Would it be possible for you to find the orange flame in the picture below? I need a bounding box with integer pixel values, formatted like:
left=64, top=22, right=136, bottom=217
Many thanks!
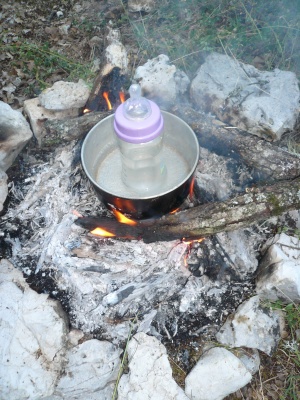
left=113, top=209, right=137, bottom=226
left=182, top=238, right=205, bottom=245
left=91, top=227, right=115, bottom=237
left=119, top=92, right=126, bottom=103
left=189, top=177, right=195, bottom=198
left=83, top=108, right=90, bottom=114
left=90, top=209, right=137, bottom=238
left=103, top=92, right=112, bottom=110
left=170, top=207, right=180, bottom=215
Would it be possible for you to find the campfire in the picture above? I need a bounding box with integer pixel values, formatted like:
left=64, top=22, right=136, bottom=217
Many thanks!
left=2, top=0, right=300, bottom=396
left=84, top=67, right=127, bottom=113
left=2, top=38, right=300, bottom=399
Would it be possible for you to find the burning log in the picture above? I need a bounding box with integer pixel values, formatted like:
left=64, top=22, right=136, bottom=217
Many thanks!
left=44, top=110, right=112, bottom=146
left=75, top=177, right=300, bottom=243
left=85, top=67, right=127, bottom=112
left=43, top=67, right=127, bottom=147
left=173, top=105, right=300, bottom=182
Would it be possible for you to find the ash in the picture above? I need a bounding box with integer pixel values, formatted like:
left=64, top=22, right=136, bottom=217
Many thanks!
left=1, top=140, right=264, bottom=347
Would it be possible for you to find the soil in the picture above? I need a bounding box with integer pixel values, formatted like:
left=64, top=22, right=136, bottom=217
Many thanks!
left=0, top=0, right=134, bottom=107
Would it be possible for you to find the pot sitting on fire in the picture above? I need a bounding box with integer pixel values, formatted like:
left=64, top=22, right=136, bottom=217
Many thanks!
left=81, top=85, right=199, bottom=219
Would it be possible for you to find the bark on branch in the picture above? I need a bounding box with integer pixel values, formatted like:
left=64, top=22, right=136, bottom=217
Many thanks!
left=75, top=177, right=300, bottom=243
left=173, top=105, right=300, bottom=182
left=44, top=111, right=112, bottom=146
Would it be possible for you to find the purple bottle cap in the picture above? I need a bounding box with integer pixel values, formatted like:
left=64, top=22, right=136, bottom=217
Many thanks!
left=114, top=84, right=163, bottom=144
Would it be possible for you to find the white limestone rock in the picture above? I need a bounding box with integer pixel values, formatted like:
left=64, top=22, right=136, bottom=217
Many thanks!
left=54, top=339, right=121, bottom=400
left=0, top=101, right=33, bottom=171
left=102, top=27, right=129, bottom=75
left=0, top=259, right=68, bottom=400
left=235, top=348, right=260, bottom=375
left=117, top=332, right=189, bottom=400
left=134, top=54, right=190, bottom=108
left=128, top=0, right=156, bottom=13
left=0, top=169, right=8, bottom=211
left=39, top=79, right=90, bottom=111
left=185, top=347, right=252, bottom=400
left=67, top=328, right=85, bottom=347
left=256, top=233, right=300, bottom=302
left=190, top=52, right=300, bottom=141
left=216, top=295, right=281, bottom=355
left=216, top=229, right=259, bottom=277
left=23, top=97, right=80, bottom=145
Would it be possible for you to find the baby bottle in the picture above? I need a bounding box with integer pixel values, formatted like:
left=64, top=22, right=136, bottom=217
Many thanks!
left=114, top=84, right=167, bottom=196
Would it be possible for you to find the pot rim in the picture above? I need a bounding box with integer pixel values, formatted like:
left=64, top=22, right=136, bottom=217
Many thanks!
left=81, top=111, right=199, bottom=200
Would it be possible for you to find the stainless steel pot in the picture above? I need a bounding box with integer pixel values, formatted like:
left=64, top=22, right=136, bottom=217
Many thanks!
left=81, top=111, right=199, bottom=219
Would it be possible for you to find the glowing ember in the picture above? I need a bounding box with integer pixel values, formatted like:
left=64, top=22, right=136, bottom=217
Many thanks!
left=72, top=210, right=83, bottom=218
left=103, top=92, right=112, bottom=110
left=183, top=238, right=205, bottom=267
left=119, top=91, right=126, bottom=103
left=113, top=209, right=137, bottom=226
left=90, top=227, right=115, bottom=237
left=170, top=207, right=180, bottom=214
left=182, top=238, right=204, bottom=245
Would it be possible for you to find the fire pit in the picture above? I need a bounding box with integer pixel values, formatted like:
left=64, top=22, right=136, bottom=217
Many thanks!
left=81, top=111, right=199, bottom=219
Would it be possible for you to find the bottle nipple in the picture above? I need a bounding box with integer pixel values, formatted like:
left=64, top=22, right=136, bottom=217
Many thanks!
left=123, top=84, right=152, bottom=120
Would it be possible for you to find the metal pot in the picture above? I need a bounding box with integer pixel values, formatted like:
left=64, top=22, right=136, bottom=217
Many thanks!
left=81, top=111, right=199, bottom=219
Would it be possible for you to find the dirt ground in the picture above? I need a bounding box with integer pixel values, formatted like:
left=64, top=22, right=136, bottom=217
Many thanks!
left=1, top=0, right=137, bottom=107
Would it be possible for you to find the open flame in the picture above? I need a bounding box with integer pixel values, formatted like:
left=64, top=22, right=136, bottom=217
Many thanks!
left=90, top=227, right=115, bottom=237
left=189, top=177, right=195, bottom=198
left=112, top=209, right=137, bottom=226
left=83, top=108, right=90, bottom=114
left=170, top=207, right=180, bottom=214
left=119, top=91, right=126, bottom=103
left=103, top=92, right=112, bottom=110
left=90, top=209, right=137, bottom=238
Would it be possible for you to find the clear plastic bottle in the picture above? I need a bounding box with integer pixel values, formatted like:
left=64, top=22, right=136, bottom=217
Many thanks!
left=114, top=84, right=167, bottom=196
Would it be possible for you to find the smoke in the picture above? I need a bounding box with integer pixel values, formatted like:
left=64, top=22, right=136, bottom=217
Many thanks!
left=124, top=0, right=300, bottom=77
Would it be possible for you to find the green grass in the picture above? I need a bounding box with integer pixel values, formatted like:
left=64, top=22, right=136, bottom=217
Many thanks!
left=0, top=40, right=96, bottom=95
left=270, top=301, right=300, bottom=399
left=119, top=0, right=300, bottom=78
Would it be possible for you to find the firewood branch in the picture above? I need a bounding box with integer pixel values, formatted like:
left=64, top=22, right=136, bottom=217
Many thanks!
left=75, top=177, right=300, bottom=243
left=44, top=111, right=112, bottom=146
left=173, top=105, right=300, bottom=181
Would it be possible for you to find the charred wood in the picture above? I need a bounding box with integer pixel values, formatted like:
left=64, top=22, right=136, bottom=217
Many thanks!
left=85, top=67, right=127, bottom=112
left=44, top=111, right=112, bottom=146
left=174, top=105, right=300, bottom=182
left=75, top=177, right=300, bottom=243
left=45, top=104, right=300, bottom=182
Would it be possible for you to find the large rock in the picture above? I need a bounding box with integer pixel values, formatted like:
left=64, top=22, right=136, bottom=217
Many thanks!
left=0, top=101, right=33, bottom=171
left=103, top=27, right=129, bottom=75
left=190, top=52, right=300, bottom=141
left=216, top=229, right=258, bottom=278
left=54, top=339, right=121, bottom=400
left=23, top=97, right=80, bottom=145
left=118, top=332, right=189, bottom=399
left=185, top=347, right=252, bottom=400
left=256, top=233, right=300, bottom=302
left=216, top=295, right=281, bottom=355
left=0, top=169, right=8, bottom=211
left=39, top=79, right=90, bottom=111
left=0, top=259, right=68, bottom=400
left=134, top=54, right=190, bottom=108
